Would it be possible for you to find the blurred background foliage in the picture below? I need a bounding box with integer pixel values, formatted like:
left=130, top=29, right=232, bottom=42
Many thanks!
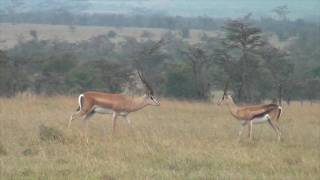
left=0, top=5, right=319, bottom=104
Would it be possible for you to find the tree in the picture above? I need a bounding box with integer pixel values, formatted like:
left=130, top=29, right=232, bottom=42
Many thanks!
left=129, top=39, right=167, bottom=94
left=78, top=34, right=115, bottom=59
left=67, top=60, right=133, bottom=94
left=272, top=5, right=290, bottom=21
left=0, top=50, right=13, bottom=96
left=29, top=30, right=38, bottom=41
left=221, top=20, right=264, bottom=102
left=304, top=79, right=320, bottom=105
left=35, top=53, right=77, bottom=95
left=180, top=27, right=190, bottom=39
left=107, top=30, right=117, bottom=38
left=260, top=44, right=293, bottom=105
left=181, top=44, right=216, bottom=100
left=164, top=64, right=197, bottom=99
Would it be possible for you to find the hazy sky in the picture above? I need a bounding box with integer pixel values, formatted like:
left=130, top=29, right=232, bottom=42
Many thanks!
left=2, top=0, right=319, bottom=20
left=88, top=0, right=319, bottom=20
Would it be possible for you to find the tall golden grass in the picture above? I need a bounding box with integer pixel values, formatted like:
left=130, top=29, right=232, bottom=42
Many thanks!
left=0, top=94, right=319, bottom=179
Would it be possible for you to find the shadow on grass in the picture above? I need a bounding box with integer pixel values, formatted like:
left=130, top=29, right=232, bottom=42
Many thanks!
left=0, top=142, right=7, bottom=155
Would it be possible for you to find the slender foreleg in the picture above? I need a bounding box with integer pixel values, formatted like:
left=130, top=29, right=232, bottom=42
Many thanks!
left=68, top=110, right=86, bottom=128
left=248, top=120, right=253, bottom=141
left=125, top=115, right=132, bottom=127
left=238, top=122, right=247, bottom=141
left=82, top=111, right=94, bottom=144
left=112, top=112, right=118, bottom=136
left=267, top=118, right=281, bottom=141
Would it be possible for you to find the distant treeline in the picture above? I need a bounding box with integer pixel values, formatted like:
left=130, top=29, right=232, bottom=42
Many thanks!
left=1, top=11, right=318, bottom=40
left=0, top=12, right=319, bottom=103
left=0, top=11, right=224, bottom=30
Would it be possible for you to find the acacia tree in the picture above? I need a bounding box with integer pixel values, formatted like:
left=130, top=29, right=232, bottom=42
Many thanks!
left=0, top=50, right=13, bottom=96
left=222, top=20, right=264, bottom=102
left=272, top=5, right=290, bottom=21
left=181, top=44, right=216, bottom=100
left=260, top=44, right=293, bottom=105
left=66, top=60, right=132, bottom=94
left=130, top=39, right=167, bottom=94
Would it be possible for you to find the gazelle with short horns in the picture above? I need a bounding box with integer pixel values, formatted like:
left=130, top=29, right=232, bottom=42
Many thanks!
left=218, top=82, right=282, bottom=141
left=68, top=71, right=160, bottom=142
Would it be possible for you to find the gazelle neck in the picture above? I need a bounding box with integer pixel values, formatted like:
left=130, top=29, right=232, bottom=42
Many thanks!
left=128, top=96, right=149, bottom=112
left=226, top=97, right=239, bottom=118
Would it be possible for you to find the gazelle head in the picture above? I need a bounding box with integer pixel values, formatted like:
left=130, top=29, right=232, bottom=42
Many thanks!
left=218, top=93, right=233, bottom=105
left=143, top=94, right=160, bottom=106
left=138, top=71, right=160, bottom=106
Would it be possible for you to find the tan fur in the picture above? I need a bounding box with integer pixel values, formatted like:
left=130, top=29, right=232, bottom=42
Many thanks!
left=222, top=95, right=281, bottom=121
left=69, top=91, right=160, bottom=143
left=80, top=91, right=152, bottom=113
left=219, top=95, right=282, bottom=141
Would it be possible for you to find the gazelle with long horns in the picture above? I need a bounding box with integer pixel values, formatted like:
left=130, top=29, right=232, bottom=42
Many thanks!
left=218, top=82, right=282, bottom=141
left=68, top=71, right=160, bottom=142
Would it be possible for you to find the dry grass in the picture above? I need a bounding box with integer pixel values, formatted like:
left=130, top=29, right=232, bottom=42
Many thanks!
left=0, top=95, right=319, bottom=179
left=0, top=23, right=218, bottom=49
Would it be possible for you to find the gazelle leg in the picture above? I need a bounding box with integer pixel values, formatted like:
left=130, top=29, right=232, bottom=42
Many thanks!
left=68, top=111, right=84, bottom=128
left=82, top=111, right=94, bottom=144
left=68, top=114, right=75, bottom=128
left=274, top=123, right=281, bottom=140
left=238, top=123, right=246, bottom=141
left=248, top=120, right=253, bottom=141
left=267, top=119, right=281, bottom=141
left=112, top=112, right=118, bottom=136
left=125, top=115, right=131, bottom=127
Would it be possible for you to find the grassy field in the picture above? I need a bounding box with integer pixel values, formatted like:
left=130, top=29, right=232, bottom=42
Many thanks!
left=0, top=94, right=319, bottom=179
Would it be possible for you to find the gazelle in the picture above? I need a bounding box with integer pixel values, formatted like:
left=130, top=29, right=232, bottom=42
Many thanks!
left=218, top=84, right=282, bottom=141
left=68, top=71, right=160, bottom=142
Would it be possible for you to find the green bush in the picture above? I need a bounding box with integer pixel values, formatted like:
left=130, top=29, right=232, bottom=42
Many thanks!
left=164, top=65, right=197, bottom=99
left=107, top=30, right=117, bottom=38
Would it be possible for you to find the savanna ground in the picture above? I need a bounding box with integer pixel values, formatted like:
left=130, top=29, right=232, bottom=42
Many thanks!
left=0, top=94, right=319, bottom=179
left=0, top=23, right=219, bottom=50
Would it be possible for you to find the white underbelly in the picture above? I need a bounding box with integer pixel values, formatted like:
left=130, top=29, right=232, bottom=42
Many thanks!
left=92, top=106, right=128, bottom=116
left=241, top=114, right=270, bottom=124
left=93, top=106, right=113, bottom=114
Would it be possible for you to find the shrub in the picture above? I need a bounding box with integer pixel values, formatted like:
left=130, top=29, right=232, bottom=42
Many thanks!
left=164, top=66, right=197, bottom=99
left=107, top=30, right=117, bottom=38
left=22, top=148, right=39, bottom=156
left=180, top=27, right=190, bottom=38
left=39, top=124, right=65, bottom=143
